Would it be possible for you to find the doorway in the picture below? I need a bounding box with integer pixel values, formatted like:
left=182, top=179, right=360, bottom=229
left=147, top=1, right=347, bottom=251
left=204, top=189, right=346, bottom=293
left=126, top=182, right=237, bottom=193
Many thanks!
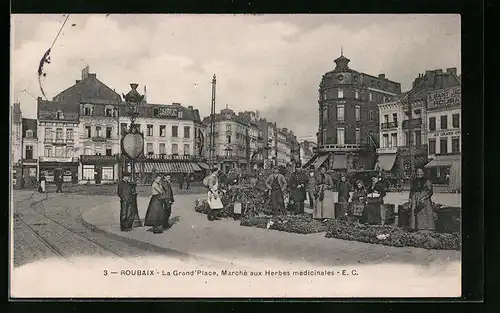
left=94, top=166, right=102, bottom=184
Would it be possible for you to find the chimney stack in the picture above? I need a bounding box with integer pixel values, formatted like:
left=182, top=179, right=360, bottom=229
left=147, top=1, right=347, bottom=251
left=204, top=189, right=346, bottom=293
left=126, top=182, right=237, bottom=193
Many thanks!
left=143, top=85, right=147, bottom=102
left=435, top=69, right=443, bottom=74
left=446, top=67, right=457, bottom=75
left=378, top=74, right=386, bottom=79
left=82, top=65, right=89, bottom=80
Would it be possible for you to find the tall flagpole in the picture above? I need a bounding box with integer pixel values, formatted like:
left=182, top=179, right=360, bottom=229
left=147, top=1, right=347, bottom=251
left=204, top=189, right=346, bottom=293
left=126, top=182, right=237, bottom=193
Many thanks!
left=209, top=74, right=216, bottom=169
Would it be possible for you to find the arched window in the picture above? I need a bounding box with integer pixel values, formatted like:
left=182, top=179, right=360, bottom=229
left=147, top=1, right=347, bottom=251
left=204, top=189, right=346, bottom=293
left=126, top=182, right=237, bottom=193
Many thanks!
left=105, top=105, right=114, bottom=117
left=83, top=104, right=94, bottom=116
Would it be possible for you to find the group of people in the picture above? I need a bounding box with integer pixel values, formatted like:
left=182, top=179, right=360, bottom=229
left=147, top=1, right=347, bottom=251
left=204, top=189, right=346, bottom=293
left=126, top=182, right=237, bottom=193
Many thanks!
left=37, top=173, right=64, bottom=193
left=262, top=164, right=436, bottom=231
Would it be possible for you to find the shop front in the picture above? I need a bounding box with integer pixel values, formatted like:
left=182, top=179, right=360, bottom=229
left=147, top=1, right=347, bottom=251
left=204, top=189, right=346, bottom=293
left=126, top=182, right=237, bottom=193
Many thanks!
left=80, top=155, right=119, bottom=184
left=39, top=157, right=79, bottom=184
left=133, top=161, right=201, bottom=184
left=424, top=154, right=461, bottom=189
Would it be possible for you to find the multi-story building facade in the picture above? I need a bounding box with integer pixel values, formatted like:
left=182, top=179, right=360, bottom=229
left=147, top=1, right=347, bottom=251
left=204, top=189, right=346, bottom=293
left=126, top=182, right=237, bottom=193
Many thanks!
left=310, top=53, right=402, bottom=172
left=276, top=128, right=290, bottom=166
left=376, top=68, right=461, bottom=179
left=119, top=102, right=204, bottom=183
left=37, top=98, right=80, bottom=183
left=424, top=86, right=461, bottom=185
left=238, top=111, right=265, bottom=168
left=300, top=140, right=317, bottom=167
left=11, top=102, right=22, bottom=186
left=285, top=130, right=300, bottom=166
left=21, top=118, right=39, bottom=187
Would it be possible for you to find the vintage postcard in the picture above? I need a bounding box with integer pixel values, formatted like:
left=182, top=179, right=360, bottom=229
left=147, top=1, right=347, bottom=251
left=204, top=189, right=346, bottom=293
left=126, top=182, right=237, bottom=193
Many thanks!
left=10, top=14, right=462, bottom=298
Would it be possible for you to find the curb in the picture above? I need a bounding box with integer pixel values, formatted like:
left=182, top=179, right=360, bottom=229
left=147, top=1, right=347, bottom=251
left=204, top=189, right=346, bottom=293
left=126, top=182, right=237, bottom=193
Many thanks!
left=79, top=195, right=238, bottom=268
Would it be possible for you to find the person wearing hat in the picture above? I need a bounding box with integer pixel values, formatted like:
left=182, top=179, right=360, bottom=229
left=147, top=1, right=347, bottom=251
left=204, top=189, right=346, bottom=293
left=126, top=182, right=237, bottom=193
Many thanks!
left=306, top=166, right=318, bottom=211
left=336, top=173, right=352, bottom=220
left=313, top=166, right=333, bottom=219
left=288, top=163, right=307, bottom=215
left=362, top=172, right=387, bottom=224
left=161, top=175, right=174, bottom=229
left=117, top=172, right=135, bottom=231
left=265, top=166, right=287, bottom=216
left=349, top=180, right=367, bottom=223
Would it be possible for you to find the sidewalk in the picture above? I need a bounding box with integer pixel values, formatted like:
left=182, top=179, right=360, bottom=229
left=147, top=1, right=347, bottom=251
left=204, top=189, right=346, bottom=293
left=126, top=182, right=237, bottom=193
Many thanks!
left=82, top=192, right=461, bottom=270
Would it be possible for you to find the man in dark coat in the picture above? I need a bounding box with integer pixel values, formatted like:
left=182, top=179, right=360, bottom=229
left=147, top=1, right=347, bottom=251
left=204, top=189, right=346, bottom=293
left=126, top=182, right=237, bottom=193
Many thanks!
left=55, top=173, right=63, bottom=193
left=337, top=174, right=352, bottom=203
left=161, top=175, right=175, bottom=229
left=288, top=164, right=307, bottom=215
left=117, top=174, right=135, bottom=231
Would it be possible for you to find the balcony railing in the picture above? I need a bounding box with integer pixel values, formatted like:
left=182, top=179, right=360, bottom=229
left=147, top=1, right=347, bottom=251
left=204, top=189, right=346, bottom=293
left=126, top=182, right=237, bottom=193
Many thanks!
left=80, top=155, right=118, bottom=162
left=318, top=144, right=365, bottom=152
left=91, top=136, right=114, bottom=142
left=380, top=121, right=398, bottom=129
left=402, top=118, right=422, bottom=129
left=44, top=138, right=75, bottom=145
left=23, top=158, right=38, bottom=164
left=39, top=156, right=79, bottom=163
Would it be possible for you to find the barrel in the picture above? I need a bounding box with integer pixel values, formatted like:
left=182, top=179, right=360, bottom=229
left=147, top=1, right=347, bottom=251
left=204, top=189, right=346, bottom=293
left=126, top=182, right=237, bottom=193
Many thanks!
left=435, top=206, right=461, bottom=233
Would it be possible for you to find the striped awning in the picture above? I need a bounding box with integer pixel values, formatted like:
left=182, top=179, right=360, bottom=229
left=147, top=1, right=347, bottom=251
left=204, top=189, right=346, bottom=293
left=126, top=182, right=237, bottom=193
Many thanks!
left=312, top=155, right=329, bottom=169
left=425, top=155, right=461, bottom=168
left=191, top=162, right=202, bottom=171
left=134, top=162, right=194, bottom=173
left=198, top=162, right=210, bottom=170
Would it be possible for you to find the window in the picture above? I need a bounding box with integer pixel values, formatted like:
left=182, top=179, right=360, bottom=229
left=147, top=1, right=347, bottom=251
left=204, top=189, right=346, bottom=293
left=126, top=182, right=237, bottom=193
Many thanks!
left=159, top=143, right=166, bottom=154
left=452, top=137, right=460, bottom=153
left=172, top=125, right=178, bottom=137
left=337, top=128, right=345, bottom=145
left=44, top=146, right=52, bottom=157
left=384, top=114, right=389, bottom=124
left=355, top=90, right=359, bottom=99
left=322, top=129, right=327, bottom=144
left=159, top=125, right=166, bottom=137
left=440, top=138, right=448, bottom=154
left=383, top=134, right=389, bottom=147
left=55, top=147, right=64, bottom=157
left=369, top=111, right=374, bottom=122
left=66, top=147, right=73, bottom=157
left=45, top=128, right=53, bottom=140
left=428, top=139, right=436, bottom=154
left=391, top=133, right=398, bottom=147
left=96, top=126, right=102, bottom=137
left=66, top=129, right=73, bottom=139
left=226, top=124, right=231, bottom=131
left=135, top=124, right=141, bottom=132
left=84, top=105, right=93, bottom=116
left=82, top=165, right=94, bottom=180
left=322, top=106, right=328, bottom=124
left=146, top=143, right=154, bottom=155
left=184, top=126, right=191, bottom=139
left=452, top=114, right=460, bottom=128
left=95, top=146, right=102, bottom=156
left=227, top=135, right=232, bottom=144
left=147, top=124, right=153, bottom=136
left=440, top=115, right=448, bottom=130
left=383, top=96, right=386, bottom=103
left=415, top=130, right=422, bottom=147
left=171, top=143, right=178, bottom=155
left=56, top=110, right=64, bottom=119
left=106, top=127, right=112, bottom=139
left=177, top=111, right=183, bottom=119
left=25, top=145, right=33, bottom=159
left=26, top=129, right=33, bottom=138
left=405, top=131, right=410, bottom=146
left=184, top=144, right=190, bottom=155
left=429, top=117, right=436, bottom=131
left=336, top=105, right=345, bottom=121
left=338, top=89, right=344, bottom=98
left=105, top=108, right=113, bottom=117
left=84, top=147, right=91, bottom=155
left=84, top=126, right=91, bottom=138
left=369, top=92, right=373, bottom=101
left=392, top=113, right=398, bottom=123
left=356, top=128, right=361, bottom=144
left=355, top=106, right=360, bottom=121
left=102, top=167, right=114, bottom=180
left=55, top=128, right=63, bottom=139
left=120, top=123, right=128, bottom=135
left=105, top=148, right=112, bottom=156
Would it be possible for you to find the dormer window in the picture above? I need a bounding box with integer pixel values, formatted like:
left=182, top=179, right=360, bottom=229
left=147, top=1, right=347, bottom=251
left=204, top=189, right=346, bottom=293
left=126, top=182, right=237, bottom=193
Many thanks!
left=177, top=111, right=183, bottom=119
left=84, top=104, right=94, bottom=116
left=26, top=129, right=33, bottom=138
left=56, top=110, right=64, bottom=119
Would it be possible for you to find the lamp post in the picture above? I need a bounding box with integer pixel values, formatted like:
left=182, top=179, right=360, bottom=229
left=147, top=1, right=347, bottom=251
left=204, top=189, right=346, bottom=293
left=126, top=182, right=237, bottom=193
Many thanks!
left=121, top=83, right=145, bottom=228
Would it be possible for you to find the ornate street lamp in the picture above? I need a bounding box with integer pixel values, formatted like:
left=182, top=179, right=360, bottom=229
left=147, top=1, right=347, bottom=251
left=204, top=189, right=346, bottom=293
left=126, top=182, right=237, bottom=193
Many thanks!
left=121, top=83, right=144, bottom=228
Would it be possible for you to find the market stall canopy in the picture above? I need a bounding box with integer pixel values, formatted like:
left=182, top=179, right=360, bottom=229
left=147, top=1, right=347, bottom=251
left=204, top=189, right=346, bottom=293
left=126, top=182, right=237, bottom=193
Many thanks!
left=312, top=155, right=329, bottom=169
left=424, top=155, right=461, bottom=168
left=375, top=153, right=397, bottom=171
left=191, top=163, right=202, bottom=171
left=331, top=154, right=347, bottom=169
left=198, top=162, right=210, bottom=170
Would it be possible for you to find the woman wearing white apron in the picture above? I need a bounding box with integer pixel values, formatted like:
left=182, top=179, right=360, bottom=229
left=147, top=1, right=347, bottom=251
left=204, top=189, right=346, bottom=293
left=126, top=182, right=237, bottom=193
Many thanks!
left=206, top=168, right=224, bottom=221
left=38, top=174, right=46, bottom=193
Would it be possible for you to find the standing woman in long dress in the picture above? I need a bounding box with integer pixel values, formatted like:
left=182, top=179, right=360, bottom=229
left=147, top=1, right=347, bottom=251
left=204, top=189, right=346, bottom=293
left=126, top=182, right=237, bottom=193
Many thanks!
left=206, top=168, right=224, bottom=221
left=409, top=168, right=435, bottom=231
left=38, top=173, right=47, bottom=193
left=144, top=175, right=166, bottom=234
left=363, top=174, right=386, bottom=224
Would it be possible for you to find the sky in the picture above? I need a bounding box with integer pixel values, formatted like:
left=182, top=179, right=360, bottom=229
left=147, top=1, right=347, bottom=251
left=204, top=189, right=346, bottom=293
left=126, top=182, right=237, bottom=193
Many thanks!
left=11, top=14, right=460, bottom=139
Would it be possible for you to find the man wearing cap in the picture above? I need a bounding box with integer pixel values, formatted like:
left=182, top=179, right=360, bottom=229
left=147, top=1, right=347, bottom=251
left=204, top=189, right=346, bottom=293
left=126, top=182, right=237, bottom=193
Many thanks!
left=117, top=173, right=135, bottom=231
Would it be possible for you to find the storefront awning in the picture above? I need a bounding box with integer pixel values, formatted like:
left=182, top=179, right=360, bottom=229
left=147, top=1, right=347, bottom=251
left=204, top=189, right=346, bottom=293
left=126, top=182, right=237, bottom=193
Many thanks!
left=376, top=153, right=397, bottom=171
left=134, top=162, right=194, bottom=173
left=191, top=163, right=202, bottom=171
left=312, top=155, right=329, bottom=169
left=198, top=162, right=210, bottom=170
left=331, top=154, right=347, bottom=169
left=424, top=155, right=461, bottom=168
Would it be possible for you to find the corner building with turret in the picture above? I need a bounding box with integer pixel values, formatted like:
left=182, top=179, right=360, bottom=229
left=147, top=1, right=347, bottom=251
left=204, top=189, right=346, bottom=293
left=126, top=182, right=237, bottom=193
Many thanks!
left=307, top=53, right=402, bottom=172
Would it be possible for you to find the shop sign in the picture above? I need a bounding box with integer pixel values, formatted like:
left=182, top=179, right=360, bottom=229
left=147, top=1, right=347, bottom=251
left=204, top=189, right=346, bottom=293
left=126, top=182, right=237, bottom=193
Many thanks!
left=158, top=107, right=179, bottom=118
left=427, top=86, right=461, bottom=109
left=39, top=156, right=77, bottom=163
left=429, top=130, right=461, bottom=137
